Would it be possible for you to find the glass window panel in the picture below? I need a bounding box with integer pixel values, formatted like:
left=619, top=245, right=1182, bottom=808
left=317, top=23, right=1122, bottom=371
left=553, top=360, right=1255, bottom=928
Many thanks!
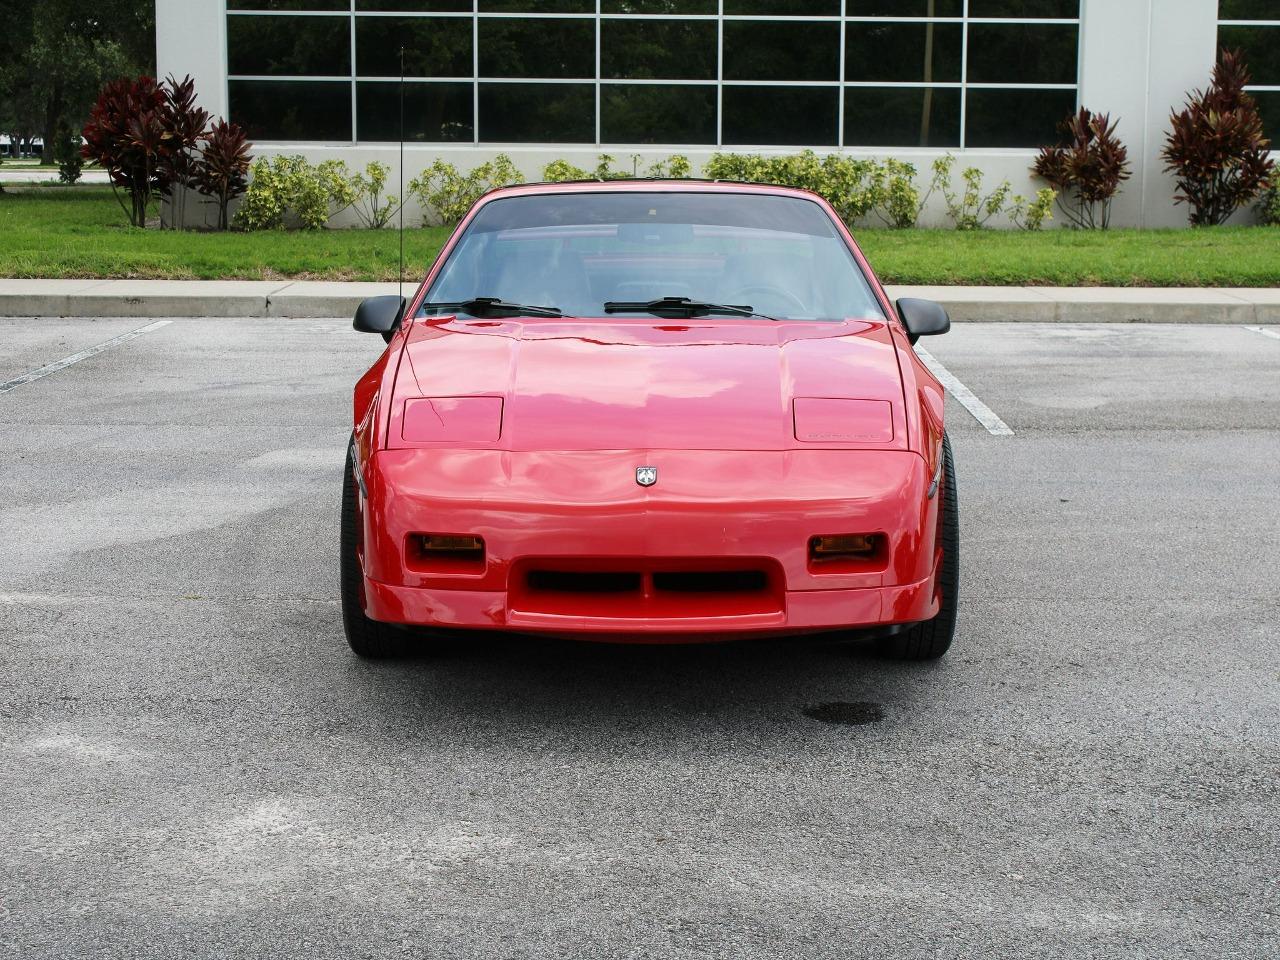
left=844, top=86, right=960, bottom=146
left=1219, top=1, right=1280, bottom=18
left=480, top=0, right=594, bottom=11
left=601, top=84, right=716, bottom=143
left=722, top=86, right=838, bottom=145
left=966, top=22, right=1078, bottom=84
left=479, top=82, right=595, bottom=141
left=229, top=80, right=352, bottom=141
left=229, top=0, right=347, bottom=9
left=725, top=0, right=840, bottom=13
left=968, top=0, right=1079, bottom=16
left=846, top=0, right=963, bottom=16
left=356, top=1, right=471, bottom=9
left=846, top=22, right=961, bottom=83
left=1218, top=26, right=1280, bottom=85
left=227, top=15, right=350, bottom=76
left=602, top=0, right=718, bottom=12
left=965, top=87, right=1076, bottom=147
left=723, top=21, right=839, bottom=82
left=357, top=81, right=473, bottom=141
left=1251, top=91, right=1280, bottom=142
left=602, top=19, right=717, bottom=80
left=479, top=18, right=595, bottom=78
left=357, top=17, right=471, bottom=77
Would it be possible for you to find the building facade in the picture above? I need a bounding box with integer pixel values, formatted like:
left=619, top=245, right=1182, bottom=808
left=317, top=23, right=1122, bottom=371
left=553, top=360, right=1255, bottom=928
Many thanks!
left=157, top=0, right=1278, bottom=228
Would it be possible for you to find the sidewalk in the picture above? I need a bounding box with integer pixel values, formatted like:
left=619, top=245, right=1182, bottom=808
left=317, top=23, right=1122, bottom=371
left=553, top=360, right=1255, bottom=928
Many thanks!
left=1, top=278, right=1278, bottom=322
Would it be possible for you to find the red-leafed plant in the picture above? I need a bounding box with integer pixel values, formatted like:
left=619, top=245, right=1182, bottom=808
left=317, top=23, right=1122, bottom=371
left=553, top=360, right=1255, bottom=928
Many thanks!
left=1034, top=108, right=1131, bottom=230
left=195, top=120, right=252, bottom=230
left=81, top=76, right=171, bottom=228
left=1162, top=49, right=1274, bottom=226
left=160, top=74, right=212, bottom=229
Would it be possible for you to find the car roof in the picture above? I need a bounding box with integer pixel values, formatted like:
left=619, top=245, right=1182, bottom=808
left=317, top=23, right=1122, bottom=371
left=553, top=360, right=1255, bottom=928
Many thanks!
left=479, top=179, right=825, bottom=204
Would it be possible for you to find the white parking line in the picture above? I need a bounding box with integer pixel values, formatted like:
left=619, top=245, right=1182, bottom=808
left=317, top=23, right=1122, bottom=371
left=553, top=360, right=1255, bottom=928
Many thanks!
left=1244, top=325, right=1280, bottom=341
left=0, top=320, right=172, bottom=395
left=913, top=346, right=1015, bottom=437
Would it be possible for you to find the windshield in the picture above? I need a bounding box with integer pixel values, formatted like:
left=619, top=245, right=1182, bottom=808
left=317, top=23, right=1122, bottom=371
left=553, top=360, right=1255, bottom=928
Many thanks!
left=422, top=191, right=885, bottom=322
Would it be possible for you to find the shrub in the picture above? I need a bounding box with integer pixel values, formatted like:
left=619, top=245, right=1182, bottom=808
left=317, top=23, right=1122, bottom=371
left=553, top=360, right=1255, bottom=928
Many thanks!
left=704, top=150, right=919, bottom=227
left=542, top=158, right=591, bottom=182
left=194, top=120, right=251, bottom=230
left=159, top=74, right=212, bottom=229
left=1033, top=107, right=1131, bottom=229
left=541, top=154, right=693, bottom=183
left=408, top=154, right=524, bottom=224
left=927, top=154, right=1054, bottom=231
left=1258, top=184, right=1280, bottom=225
left=349, top=161, right=401, bottom=229
left=234, top=155, right=358, bottom=230
left=53, top=123, right=82, bottom=184
left=1162, top=49, right=1275, bottom=226
left=80, top=76, right=170, bottom=227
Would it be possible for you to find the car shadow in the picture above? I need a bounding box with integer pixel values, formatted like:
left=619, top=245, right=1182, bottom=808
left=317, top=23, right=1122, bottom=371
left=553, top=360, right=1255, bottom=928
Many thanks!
left=327, top=626, right=952, bottom=747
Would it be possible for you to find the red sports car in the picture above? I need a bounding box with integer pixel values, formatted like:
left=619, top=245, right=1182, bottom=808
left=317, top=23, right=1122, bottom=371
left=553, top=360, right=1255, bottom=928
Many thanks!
left=342, top=180, right=957, bottom=659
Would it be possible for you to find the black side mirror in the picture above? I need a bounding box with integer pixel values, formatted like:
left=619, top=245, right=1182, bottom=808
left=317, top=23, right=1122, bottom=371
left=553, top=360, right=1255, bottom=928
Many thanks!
left=354, top=295, right=407, bottom=343
left=896, top=298, right=951, bottom=345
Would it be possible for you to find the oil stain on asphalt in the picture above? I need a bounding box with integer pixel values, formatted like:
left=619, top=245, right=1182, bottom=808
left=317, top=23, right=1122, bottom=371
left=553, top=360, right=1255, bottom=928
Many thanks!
left=803, top=702, right=885, bottom=726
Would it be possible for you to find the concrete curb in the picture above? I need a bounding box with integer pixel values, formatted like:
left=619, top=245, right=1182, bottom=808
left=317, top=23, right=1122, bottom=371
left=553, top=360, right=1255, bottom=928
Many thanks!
left=0, top=279, right=1277, bottom=323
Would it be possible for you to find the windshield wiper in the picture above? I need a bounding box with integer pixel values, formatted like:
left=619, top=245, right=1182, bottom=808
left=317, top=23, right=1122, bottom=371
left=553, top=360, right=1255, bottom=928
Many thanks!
left=603, top=296, right=777, bottom=321
left=419, top=297, right=563, bottom=318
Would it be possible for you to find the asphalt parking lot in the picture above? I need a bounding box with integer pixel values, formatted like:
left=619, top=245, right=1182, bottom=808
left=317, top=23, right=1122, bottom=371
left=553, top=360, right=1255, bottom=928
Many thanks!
left=2, top=317, right=1278, bottom=959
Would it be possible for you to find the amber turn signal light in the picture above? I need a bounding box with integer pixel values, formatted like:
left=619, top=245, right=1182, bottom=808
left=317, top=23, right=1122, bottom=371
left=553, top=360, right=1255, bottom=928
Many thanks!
left=810, top=534, right=880, bottom=560
left=419, top=534, right=485, bottom=556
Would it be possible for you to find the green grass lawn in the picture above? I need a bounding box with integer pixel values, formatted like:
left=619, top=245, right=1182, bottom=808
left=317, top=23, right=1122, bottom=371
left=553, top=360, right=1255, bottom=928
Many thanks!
left=3, top=185, right=1278, bottom=286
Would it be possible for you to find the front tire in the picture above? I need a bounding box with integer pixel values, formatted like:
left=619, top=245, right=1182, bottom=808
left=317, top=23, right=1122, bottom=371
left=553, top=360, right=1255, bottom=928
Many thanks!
left=879, top=432, right=959, bottom=661
left=340, top=444, right=407, bottom=659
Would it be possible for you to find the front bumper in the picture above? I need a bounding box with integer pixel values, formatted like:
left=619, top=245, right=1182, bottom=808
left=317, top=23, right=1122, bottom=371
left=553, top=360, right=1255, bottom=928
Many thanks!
left=357, top=448, right=940, bottom=638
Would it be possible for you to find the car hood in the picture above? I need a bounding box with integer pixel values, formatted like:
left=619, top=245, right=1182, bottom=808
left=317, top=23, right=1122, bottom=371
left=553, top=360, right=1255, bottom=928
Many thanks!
left=391, top=316, right=908, bottom=451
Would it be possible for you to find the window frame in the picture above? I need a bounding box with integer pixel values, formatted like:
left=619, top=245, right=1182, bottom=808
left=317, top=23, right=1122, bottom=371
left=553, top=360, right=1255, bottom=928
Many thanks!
left=224, top=1, right=1081, bottom=149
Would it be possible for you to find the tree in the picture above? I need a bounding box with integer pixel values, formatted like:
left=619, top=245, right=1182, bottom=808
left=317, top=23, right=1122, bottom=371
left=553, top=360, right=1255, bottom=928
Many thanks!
left=0, top=0, right=154, bottom=160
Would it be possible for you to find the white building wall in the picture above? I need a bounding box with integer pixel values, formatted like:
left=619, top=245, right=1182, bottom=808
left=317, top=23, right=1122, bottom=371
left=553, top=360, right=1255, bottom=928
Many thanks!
left=156, top=0, right=1240, bottom=230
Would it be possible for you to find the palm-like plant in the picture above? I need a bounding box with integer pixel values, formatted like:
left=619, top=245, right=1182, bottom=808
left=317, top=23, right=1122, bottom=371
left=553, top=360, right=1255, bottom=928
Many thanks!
left=194, top=120, right=252, bottom=230
left=1034, top=108, right=1131, bottom=230
left=1162, top=49, right=1274, bottom=227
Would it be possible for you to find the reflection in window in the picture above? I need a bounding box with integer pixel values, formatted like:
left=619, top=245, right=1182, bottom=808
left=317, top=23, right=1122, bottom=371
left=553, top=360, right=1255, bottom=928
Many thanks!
left=230, top=80, right=352, bottom=141
left=1218, top=26, right=1280, bottom=86
left=355, top=0, right=471, bottom=9
left=967, top=22, right=1078, bottom=85
left=723, top=87, right=838, bottom=146
left=603, top=0, right=717, bottom=11
left=968, top=0, right=1079, bottom=16
left=479, top=83, right=595, bottom=142
left=602, top=85, right=716, bottom=144
left=602, top=19, right=717, bottom=81
left=965, top=87, right=1076, bottom=148
left=726, top=0, right=840, bottom=13
left=845, top=87, right=961, bottom=147
left=723, top=21, right=840, bottom=82
left=846, top=0, right=963, bottom=15
left=357, top=82, right=474, bottom=142
left=227, top=15, right=350, bottom=76
left=230, top=0, right=347, bottom=9
left=479, top=18, right=595, bottom=79
left=845, top=22, right=962, bottom=83
left=480, top=0, right=593, bottom=11
left=356, top=17, right=472, bottom=77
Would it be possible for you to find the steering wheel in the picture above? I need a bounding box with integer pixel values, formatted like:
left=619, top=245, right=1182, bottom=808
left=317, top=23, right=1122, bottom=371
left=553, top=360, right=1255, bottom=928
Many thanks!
left=723, top=284, right=808, bottom=317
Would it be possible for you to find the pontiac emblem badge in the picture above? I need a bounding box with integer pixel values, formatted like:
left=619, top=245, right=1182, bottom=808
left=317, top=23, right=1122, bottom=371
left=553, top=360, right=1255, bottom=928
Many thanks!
left=635, top=466, right=657, bottom=487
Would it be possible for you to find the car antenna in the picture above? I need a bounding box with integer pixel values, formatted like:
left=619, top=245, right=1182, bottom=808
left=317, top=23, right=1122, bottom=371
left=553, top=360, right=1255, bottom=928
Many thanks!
left=398, top=44, right=405, bottom=302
